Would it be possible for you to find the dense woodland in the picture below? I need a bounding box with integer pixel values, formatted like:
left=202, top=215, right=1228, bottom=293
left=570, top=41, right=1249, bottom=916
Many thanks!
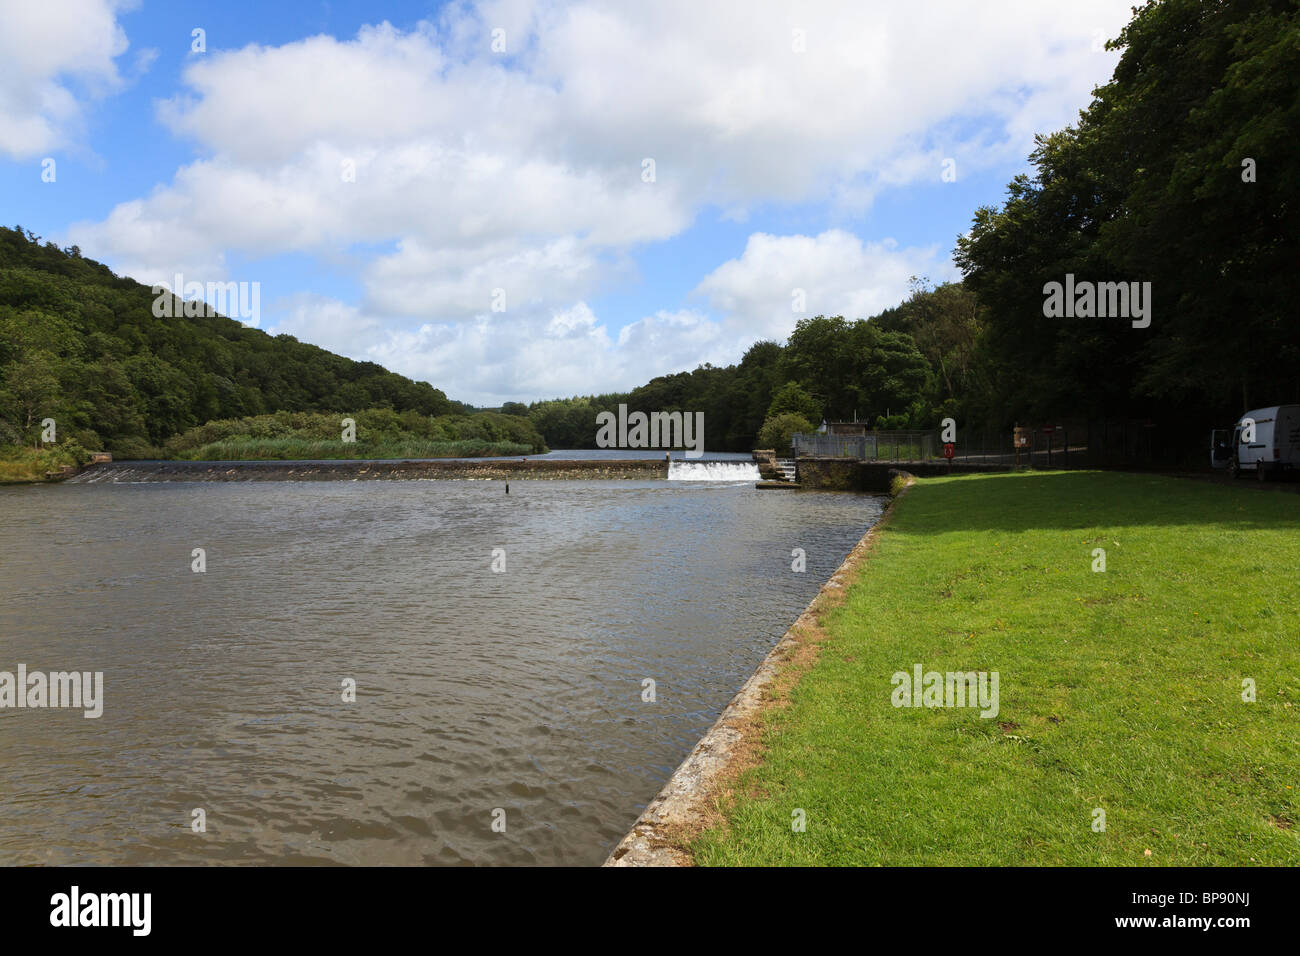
left=955, top=0, right=1299, bottom=434
left=2, top=0, right=1295, bottom=462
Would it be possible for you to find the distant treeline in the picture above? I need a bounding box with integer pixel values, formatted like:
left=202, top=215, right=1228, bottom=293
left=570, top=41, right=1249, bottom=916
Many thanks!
left=513, top=281, right=979, bottom=452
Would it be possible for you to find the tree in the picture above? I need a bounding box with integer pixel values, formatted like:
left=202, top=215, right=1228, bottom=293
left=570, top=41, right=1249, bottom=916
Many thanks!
left=955, top=0, right=1300, bottom=431
left=757, top=412, right=813, bottom=453
left=766, top=381, right=821, bottom=422
left=0, top=352, right=61, bottom=445
left=847, top=323, right=930, bottom=421
left=893, top=279, right=983, bottom=407
left=782, top=316, right=858, bottom=415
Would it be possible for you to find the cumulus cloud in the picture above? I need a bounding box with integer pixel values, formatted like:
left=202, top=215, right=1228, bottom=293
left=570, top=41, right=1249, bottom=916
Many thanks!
left=60, top=0, right=1135, bottom=400
left=271, top=295, right=740, bottom=407
left=0, top=0, right=134, bottom=159
left=362, top=234, right=611, bottom=319
left=695, top=230, right=944, bottom=340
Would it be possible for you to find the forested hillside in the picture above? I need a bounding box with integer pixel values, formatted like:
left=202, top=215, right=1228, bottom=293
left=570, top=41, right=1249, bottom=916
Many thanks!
left=0, top=226, right=468, bottom=457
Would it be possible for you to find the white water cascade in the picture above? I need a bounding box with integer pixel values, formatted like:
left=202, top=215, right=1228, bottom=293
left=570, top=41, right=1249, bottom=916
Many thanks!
left=667, top=460, right=761, bottom=481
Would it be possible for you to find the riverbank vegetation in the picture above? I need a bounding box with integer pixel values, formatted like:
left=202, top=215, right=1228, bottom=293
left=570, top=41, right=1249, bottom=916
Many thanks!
left=163, top=408, right=546, bottom=460
left=693, top=471, right=1300, bottom=865
left=0, top=443, right=92, bottom=483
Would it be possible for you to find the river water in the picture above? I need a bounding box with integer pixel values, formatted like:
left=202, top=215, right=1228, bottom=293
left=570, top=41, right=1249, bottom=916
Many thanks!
left=0, top=478, right=881, bottom=865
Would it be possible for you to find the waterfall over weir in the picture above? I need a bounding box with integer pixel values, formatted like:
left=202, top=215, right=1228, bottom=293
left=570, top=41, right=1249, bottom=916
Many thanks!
left=666, top=460, right=761, bottom=481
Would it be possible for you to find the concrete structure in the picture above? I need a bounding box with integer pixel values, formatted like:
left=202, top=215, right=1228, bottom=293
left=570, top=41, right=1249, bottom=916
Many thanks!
left=797, top=458, right=1012, bottom=492
left=819, top=420, right=869, bottom=437
left=69, top=458, right=667, bottom=483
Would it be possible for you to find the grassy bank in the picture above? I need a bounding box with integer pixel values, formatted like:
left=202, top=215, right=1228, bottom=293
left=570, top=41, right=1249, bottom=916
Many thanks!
left=693, top=471, right=1300, bottom=865
left=0, top=444, right=91, bottom=483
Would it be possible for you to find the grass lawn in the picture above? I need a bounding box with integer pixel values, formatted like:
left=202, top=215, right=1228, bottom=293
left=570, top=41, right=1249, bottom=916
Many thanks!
left=693, top=470, right=1300, bottom=866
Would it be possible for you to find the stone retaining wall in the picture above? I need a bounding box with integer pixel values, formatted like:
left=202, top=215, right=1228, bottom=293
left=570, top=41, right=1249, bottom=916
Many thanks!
left=603, top=476, right=909, bottom=866
left=797, top=457, right=1013, bottom=492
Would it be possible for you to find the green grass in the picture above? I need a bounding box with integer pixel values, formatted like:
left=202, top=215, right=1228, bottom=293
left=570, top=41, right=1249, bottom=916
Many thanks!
left=693, top=470, right=1300, bottom=866
left=0, top=444, right=91, bottom=483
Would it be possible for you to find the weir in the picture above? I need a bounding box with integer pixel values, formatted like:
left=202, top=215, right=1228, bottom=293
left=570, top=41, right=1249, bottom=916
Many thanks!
left=666, top=460, right=761, bottom=481
left=65, top=458, right=772, bottom=483
left=65, top=458, right=669, bottom=482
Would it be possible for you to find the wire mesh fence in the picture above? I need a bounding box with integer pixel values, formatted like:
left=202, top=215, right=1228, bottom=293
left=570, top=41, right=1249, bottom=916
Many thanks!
left=792, top=423, right=1168, bottom=468
left=793, top=431, right=937, bottom=461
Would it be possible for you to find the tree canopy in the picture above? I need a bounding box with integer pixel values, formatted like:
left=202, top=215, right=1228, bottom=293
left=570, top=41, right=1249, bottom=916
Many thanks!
left=955, top=0, right=1299, bottom=429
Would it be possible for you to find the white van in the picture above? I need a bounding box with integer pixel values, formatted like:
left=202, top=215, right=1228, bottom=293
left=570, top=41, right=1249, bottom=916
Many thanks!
left=1210, top=405, right=1300, bottom=480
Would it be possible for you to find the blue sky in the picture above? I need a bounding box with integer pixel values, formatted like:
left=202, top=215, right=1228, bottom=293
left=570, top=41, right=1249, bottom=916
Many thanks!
left=1, top=0, right=1135, bottom=405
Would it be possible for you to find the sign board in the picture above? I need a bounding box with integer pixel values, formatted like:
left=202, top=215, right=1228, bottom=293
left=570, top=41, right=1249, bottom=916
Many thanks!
left=943, top=443, right=955, bottom=460
left=1013, top=426, right=1031, bottom=448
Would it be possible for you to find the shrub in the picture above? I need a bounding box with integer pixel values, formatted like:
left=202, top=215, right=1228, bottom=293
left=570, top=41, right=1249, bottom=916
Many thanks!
left=757, top=412, right=814, bottom=453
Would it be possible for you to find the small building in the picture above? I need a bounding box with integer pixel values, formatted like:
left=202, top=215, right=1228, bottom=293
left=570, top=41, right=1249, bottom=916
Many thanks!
left=821, top=421, right=869, bottom=438
left=90, top=451, right=113, bottom=463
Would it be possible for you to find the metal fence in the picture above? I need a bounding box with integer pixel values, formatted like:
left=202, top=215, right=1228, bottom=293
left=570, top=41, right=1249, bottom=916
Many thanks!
left=792, top=434, right=872, bottom=458
left=948, top=424, right=1163, bottom=468
left=793, top=431, right=936, bottom=461
left=944, top=428, right=1070, bottom=467
left=794, top=422, right=1181, bottom=469
left=790, top=426, right=1149, bottom=470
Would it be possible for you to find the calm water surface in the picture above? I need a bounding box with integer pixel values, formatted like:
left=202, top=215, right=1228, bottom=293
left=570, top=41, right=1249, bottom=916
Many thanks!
left=0, top=479, right=881, bottom=865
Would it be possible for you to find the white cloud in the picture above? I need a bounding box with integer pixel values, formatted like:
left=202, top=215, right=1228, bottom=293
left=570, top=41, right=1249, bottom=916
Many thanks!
left=269, top=224, right=938, bottom=404
left=362, top=233, right=616, bottom=320
left=0, top=0, right=134, bottom=159
left=61, top=0, right=1136, bottom=400
left=695, top=229, right=945, bottom=340
left=271, top=295, right=740, bottom=407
